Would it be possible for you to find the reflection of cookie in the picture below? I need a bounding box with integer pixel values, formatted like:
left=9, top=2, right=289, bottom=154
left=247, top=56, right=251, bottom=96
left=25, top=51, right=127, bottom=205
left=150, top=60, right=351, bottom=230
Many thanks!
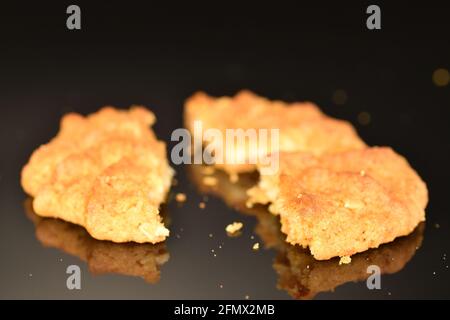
left=248, top=147, right=428, bottom=260
left=24, top=199, right=169, bottom=284
left=21, top=107, right=174, bottom=243
left=186, top=164, right=424, bottom=299
left=274, top=223, right=424, bottom=299
left=184, top=91, right=366, bottom=176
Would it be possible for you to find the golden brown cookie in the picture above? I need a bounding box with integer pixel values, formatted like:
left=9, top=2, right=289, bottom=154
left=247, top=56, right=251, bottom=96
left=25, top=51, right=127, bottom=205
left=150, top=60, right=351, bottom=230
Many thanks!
left=186, top=163, right=423, bottom=299
left=248, top=147, right=428, bottom=260
left=184, top=91, right=366, bottom=176
left=21, top=107, right=174, bottom=243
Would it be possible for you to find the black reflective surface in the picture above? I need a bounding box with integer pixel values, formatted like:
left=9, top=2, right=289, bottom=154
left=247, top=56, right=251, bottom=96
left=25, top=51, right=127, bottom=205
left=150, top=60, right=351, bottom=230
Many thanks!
left=0, top=2, right=449, bottom=299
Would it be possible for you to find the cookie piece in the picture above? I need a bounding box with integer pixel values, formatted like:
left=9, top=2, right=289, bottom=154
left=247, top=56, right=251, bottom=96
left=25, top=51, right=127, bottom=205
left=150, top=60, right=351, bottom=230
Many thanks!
left=184, top=91, right=366, bottom=176
left=21, top=106, right=174, bottom=243
left=186, top=163, right=423, bottom=299
left=248, top=147, right=428, bottom=260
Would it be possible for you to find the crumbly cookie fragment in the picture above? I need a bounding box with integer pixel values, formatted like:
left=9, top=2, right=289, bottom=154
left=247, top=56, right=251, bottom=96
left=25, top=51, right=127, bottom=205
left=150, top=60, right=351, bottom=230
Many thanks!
left=186, top=162, right=424, bottom=298
left=21, top=106, right=174, bottom=243
left=248, top=147, right=428, bottom=260
left=226, top=221, right=243, bottom=235
left=184, top=91, right=366, bottom=176
left=175, top=193, right=187, bottom=203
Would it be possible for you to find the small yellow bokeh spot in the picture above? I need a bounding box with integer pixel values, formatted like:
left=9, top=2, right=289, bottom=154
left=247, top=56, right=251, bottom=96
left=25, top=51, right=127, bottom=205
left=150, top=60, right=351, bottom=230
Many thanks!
left=432, top=68, right=449, bottom=87
left=332, top=89, right=348, bottom=105
left=358, top=111, right=371, bottom=126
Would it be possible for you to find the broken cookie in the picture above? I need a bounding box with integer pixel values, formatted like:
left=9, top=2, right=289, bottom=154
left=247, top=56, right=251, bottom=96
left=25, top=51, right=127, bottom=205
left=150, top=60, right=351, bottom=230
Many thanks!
left=187, top=162, right=424, bottom=299
left=21, top=106, right=174, bottom=243
left=248, top=147, right=428, bottom=260
left=184, top=90, right=366, bottom=177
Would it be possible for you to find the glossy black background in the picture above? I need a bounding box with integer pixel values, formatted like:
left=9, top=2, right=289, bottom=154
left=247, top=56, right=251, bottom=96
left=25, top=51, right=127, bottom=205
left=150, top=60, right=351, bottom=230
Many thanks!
left=0, top=1, right=449, bottom=299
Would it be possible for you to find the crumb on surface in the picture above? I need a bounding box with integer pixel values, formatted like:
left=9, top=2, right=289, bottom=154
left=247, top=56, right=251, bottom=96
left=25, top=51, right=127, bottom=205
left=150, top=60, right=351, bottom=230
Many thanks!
left=339, top=256, right=352, bottom=265
left=175, top=192, right=187, bottom=203
left=226, top=221, right=243, bottom=235
left=252, top=243, right=260, bottom=250
left=199, top=201, right=206, bottom=209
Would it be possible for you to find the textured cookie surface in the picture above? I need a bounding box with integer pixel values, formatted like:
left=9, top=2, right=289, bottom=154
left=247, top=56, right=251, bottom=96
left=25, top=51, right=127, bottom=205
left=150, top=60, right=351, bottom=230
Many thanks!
left=186, top=163, right=423, bottom=299
left=184, top=91, right=366, bottom=175
left=21, top=107, right=174, bottom=243
left=248, top=147, right=428, bottom=260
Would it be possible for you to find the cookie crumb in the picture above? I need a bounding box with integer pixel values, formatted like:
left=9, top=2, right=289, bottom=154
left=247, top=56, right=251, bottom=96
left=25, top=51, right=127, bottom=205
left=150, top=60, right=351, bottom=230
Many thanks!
left=175, top=192, right=187, bottom=203
left=252, top=243, right=260, bottom=251
left=339, top=256, right=352, bottom=265
left=226, top=221, right=243, bottom=235
left=199, top=201, right=206, bottom=209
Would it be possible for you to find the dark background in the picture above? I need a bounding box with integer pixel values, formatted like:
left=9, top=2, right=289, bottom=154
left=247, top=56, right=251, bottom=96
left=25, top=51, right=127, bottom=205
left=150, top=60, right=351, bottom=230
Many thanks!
left=0, top=1, right=449, bottom=299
